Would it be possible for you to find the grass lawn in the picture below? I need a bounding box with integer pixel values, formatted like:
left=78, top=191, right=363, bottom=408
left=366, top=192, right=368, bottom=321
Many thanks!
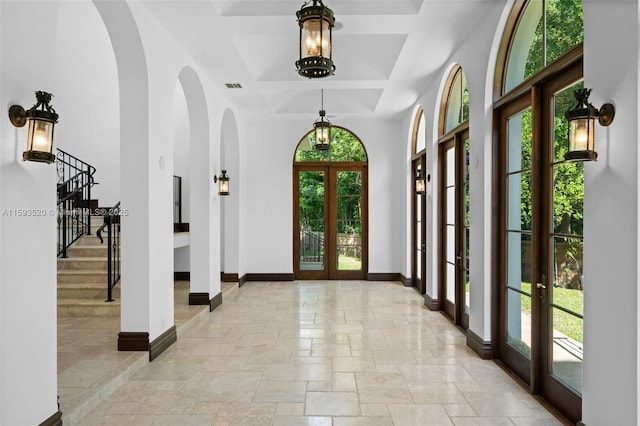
left=518, top=282, right=583, bottom=343
left=338, top=255, right=361, bottom=270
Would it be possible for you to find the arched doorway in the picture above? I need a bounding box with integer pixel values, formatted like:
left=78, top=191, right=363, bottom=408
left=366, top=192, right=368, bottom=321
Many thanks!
left=293, top=126, right=368, bottom=280
left=493, top=0, right=585, bottom=422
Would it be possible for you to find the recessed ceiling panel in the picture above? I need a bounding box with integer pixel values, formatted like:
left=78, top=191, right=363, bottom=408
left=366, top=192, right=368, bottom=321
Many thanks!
left=261, top=88, right=383, bottom=115
left=213, top=1, right=424, bottom=17
left=233, top=33, right=407, bottom=82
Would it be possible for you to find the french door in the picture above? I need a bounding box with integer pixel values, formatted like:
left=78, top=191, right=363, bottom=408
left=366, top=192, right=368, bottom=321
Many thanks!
left=293, top=163, right=368, bottom=280
left=411, top=154, right=426, bottom=293
left=438, top=127, right=470, bottom=329
left=497, top=60, right=583, bottom=422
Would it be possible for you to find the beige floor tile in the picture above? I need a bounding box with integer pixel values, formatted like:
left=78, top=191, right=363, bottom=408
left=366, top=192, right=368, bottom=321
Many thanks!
left=388, top=404, right=454, bottom=426
left=273, top=416, right=332, bottom=426
left=253, top=380, right=306, bottom=403
left=305, top=391, right=361, bottom=416
left=355, top=372, right=412, bottom=404
left=275, top=402, right=305, bottom=416
left=333, top=417, right=394, bottom=426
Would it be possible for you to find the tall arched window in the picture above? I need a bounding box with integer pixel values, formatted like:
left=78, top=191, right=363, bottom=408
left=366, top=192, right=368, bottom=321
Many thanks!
left=438, top=65, right=470, bottom=329
left=494, top=1, right=584, bottom=422
left=293, top=126, right=368, bottom=280
left=411, top=108, right=426, bottom=293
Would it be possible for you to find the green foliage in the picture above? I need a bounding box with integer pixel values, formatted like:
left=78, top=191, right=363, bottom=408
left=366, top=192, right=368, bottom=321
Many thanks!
left=295, top=127, right=367, bottom=163
left=524, top=0, right=584, bottom=80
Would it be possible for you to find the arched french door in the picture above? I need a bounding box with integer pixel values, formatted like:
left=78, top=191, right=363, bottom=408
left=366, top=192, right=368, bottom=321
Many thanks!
left=438, top=65, right=470, bottom=329
left=411, top=108, right=426, bottom=293
left=293, top=127, right=368, bottom=280
left=494, top=1, right=585, bottom=422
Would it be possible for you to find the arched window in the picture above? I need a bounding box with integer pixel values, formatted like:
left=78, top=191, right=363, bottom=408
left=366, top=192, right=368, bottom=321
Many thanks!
left=503, top=0, right=584, bottom=93
left=442, top=66, right=469, bottom=133
left=294, top=126, right=367, bottom=163
left=412, top=108, right=426, bottom=154
left=494, top=1, right=584, bottom=422
left=437, top=64, right=470, bottom=329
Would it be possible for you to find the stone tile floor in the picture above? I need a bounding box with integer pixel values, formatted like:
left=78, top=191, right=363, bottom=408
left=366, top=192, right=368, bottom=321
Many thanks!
left=62, top=281, right=568, bottom=425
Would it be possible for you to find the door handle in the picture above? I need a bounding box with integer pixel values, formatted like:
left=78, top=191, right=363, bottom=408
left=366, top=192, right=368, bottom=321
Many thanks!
left=536, top=283, right=546, bottom=289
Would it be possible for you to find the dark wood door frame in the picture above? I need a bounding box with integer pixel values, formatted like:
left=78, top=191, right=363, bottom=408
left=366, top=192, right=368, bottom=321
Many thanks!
left=411, top=153, right=426, bottom=294
left=293, top=162, right=368, bottom=280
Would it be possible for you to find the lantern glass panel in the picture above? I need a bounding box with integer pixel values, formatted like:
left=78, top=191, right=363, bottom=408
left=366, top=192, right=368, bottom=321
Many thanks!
left=315, top=126, right=330, bottom=144
left=26, top=118, right=54, bottom=154
left=416, top=178, right=425, bottom=194
left=219, top=178, right=229, bottom=195
left=568, top=117, right=595, bottom=153
left=301, top=18, right=330, bottom=58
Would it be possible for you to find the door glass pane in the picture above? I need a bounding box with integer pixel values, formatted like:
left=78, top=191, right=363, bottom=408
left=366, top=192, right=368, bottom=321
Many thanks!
left=416, top=191, right=423, bottom=281
left=507, top=171, right=532, bottom=231
left=508, top=108, right=532, bottom=173
left=506, top=287, right=532, bottom=359
left=446, top=262, right=455, bottom=303
left=551, top=82, right=584, bottom=395
left=299, top=171, right=325, bottom=271
left=447, top=148, right=455, bottom=185
left=336, top=171, right=362, bottom=271
left=464, top=137, right=470, bottom=314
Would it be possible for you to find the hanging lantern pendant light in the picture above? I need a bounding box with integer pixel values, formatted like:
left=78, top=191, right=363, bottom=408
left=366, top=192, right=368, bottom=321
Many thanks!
left=313, top=89, right=331, bottom=150
left=296, top=0, right=335, bottom=78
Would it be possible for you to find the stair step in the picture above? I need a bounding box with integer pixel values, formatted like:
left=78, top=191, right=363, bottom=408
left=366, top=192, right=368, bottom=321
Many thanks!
left=65, top=245, right=109, bottom=257
left=57, top=270, right=108, bottom=283
left=57, top=298, right=120, bottom=317
left=58, top=282, right=120, bottom=299
left=58, top=257, right=109, bottom=270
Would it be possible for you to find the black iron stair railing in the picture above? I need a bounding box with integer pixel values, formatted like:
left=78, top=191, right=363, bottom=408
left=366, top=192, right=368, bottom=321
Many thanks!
left=96, top=202, right=121, bottom=302
left=56, top=149, right=97, bottom=258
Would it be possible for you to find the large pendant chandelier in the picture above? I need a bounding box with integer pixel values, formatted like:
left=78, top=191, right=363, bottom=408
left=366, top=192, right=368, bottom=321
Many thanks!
left=313, top=89, right=331, bottom=150
left=296, top=0, right=335, bottom=78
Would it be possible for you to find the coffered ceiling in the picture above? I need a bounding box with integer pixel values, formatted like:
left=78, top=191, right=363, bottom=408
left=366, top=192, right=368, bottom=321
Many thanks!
left=140, top=0, right=502, bottom=120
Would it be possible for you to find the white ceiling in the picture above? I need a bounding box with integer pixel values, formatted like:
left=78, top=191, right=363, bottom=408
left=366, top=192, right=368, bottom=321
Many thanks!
left=140, top=0, right=500, bottom=120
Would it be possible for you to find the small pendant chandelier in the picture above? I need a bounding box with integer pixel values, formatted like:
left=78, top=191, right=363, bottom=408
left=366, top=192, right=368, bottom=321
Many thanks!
left=313, top=89, right=331, bottom=151
left=296, top=0, right=335, bottom=78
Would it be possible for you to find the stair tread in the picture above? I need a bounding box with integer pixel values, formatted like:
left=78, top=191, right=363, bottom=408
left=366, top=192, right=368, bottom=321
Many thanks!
left=58, top=298, right=120, bottom=305
left=58, top=269, right=109, bottom=275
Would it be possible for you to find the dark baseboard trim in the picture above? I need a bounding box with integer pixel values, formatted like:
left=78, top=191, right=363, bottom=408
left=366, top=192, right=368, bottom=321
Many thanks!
left=245, top=273, right=295, bottom=282
left=399, top=274, right=412, bottom=287
left=367, top=273, right=401, bottom=282
left=149, top=325, right=177, bottom=361
left=174, top=222, right=190, bottom=232
left=175, top=271, right=190, bottom=281
left=222, top=273, right=239, bottom=282
left=118, top=332, right=149, bottom=352
left=39, top=410, right=62, bottom=426
left=424, top=293, right=439, bottom=311
left=466, top=329, right=492, bottom=360
left=239, top=274, right=248, bottom=287
left=189, top=292, right=210, bottom=305
left=210, top=292, right=223, bottom=311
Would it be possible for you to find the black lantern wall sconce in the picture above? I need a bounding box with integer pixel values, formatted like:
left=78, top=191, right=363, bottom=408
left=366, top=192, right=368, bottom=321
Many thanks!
left=415, top=166, right=426, bottom=195
left=564, top=88, right=615, bottom=162
left=8, top=91, right=58, bottom=164
left=313, top=89, right=331, bottom=150
left=296, top=0, right=335, bottom=78
left=214, top=170, right=230, bottom=196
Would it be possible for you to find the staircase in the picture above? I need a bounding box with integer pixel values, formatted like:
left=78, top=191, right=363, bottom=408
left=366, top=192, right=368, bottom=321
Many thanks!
left=57, top=219, right=121, bottom=317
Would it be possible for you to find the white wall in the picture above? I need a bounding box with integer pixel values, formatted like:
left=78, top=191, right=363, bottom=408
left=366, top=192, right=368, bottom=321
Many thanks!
left=242, top=116, right=405, bottom=275
left=55, top=0, right=120, bottom=207
left=582, top=2, right=638, bottom=424
left=173, top=80, right=191, bottom=273
left=0, top=2, right=61, bottom=424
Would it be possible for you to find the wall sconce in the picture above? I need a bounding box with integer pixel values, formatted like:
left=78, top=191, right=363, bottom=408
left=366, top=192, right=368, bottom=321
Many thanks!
left=214, top=170, right=230, bottom=196
left=313, top=89, right=331, bottom=150
left=9, top=91, right=58, bottom=164
left=296, top=0, right=335, bottom=78
left=564, top=88, right=615, bottom=162
left=415, top=167, right=425, bottom=195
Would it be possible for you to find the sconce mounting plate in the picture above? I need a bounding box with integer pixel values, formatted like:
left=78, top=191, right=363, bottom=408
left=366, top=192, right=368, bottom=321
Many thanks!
left=9, top=105, right=26, bottom=127
left=598, top=103, right=615, bottom=127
